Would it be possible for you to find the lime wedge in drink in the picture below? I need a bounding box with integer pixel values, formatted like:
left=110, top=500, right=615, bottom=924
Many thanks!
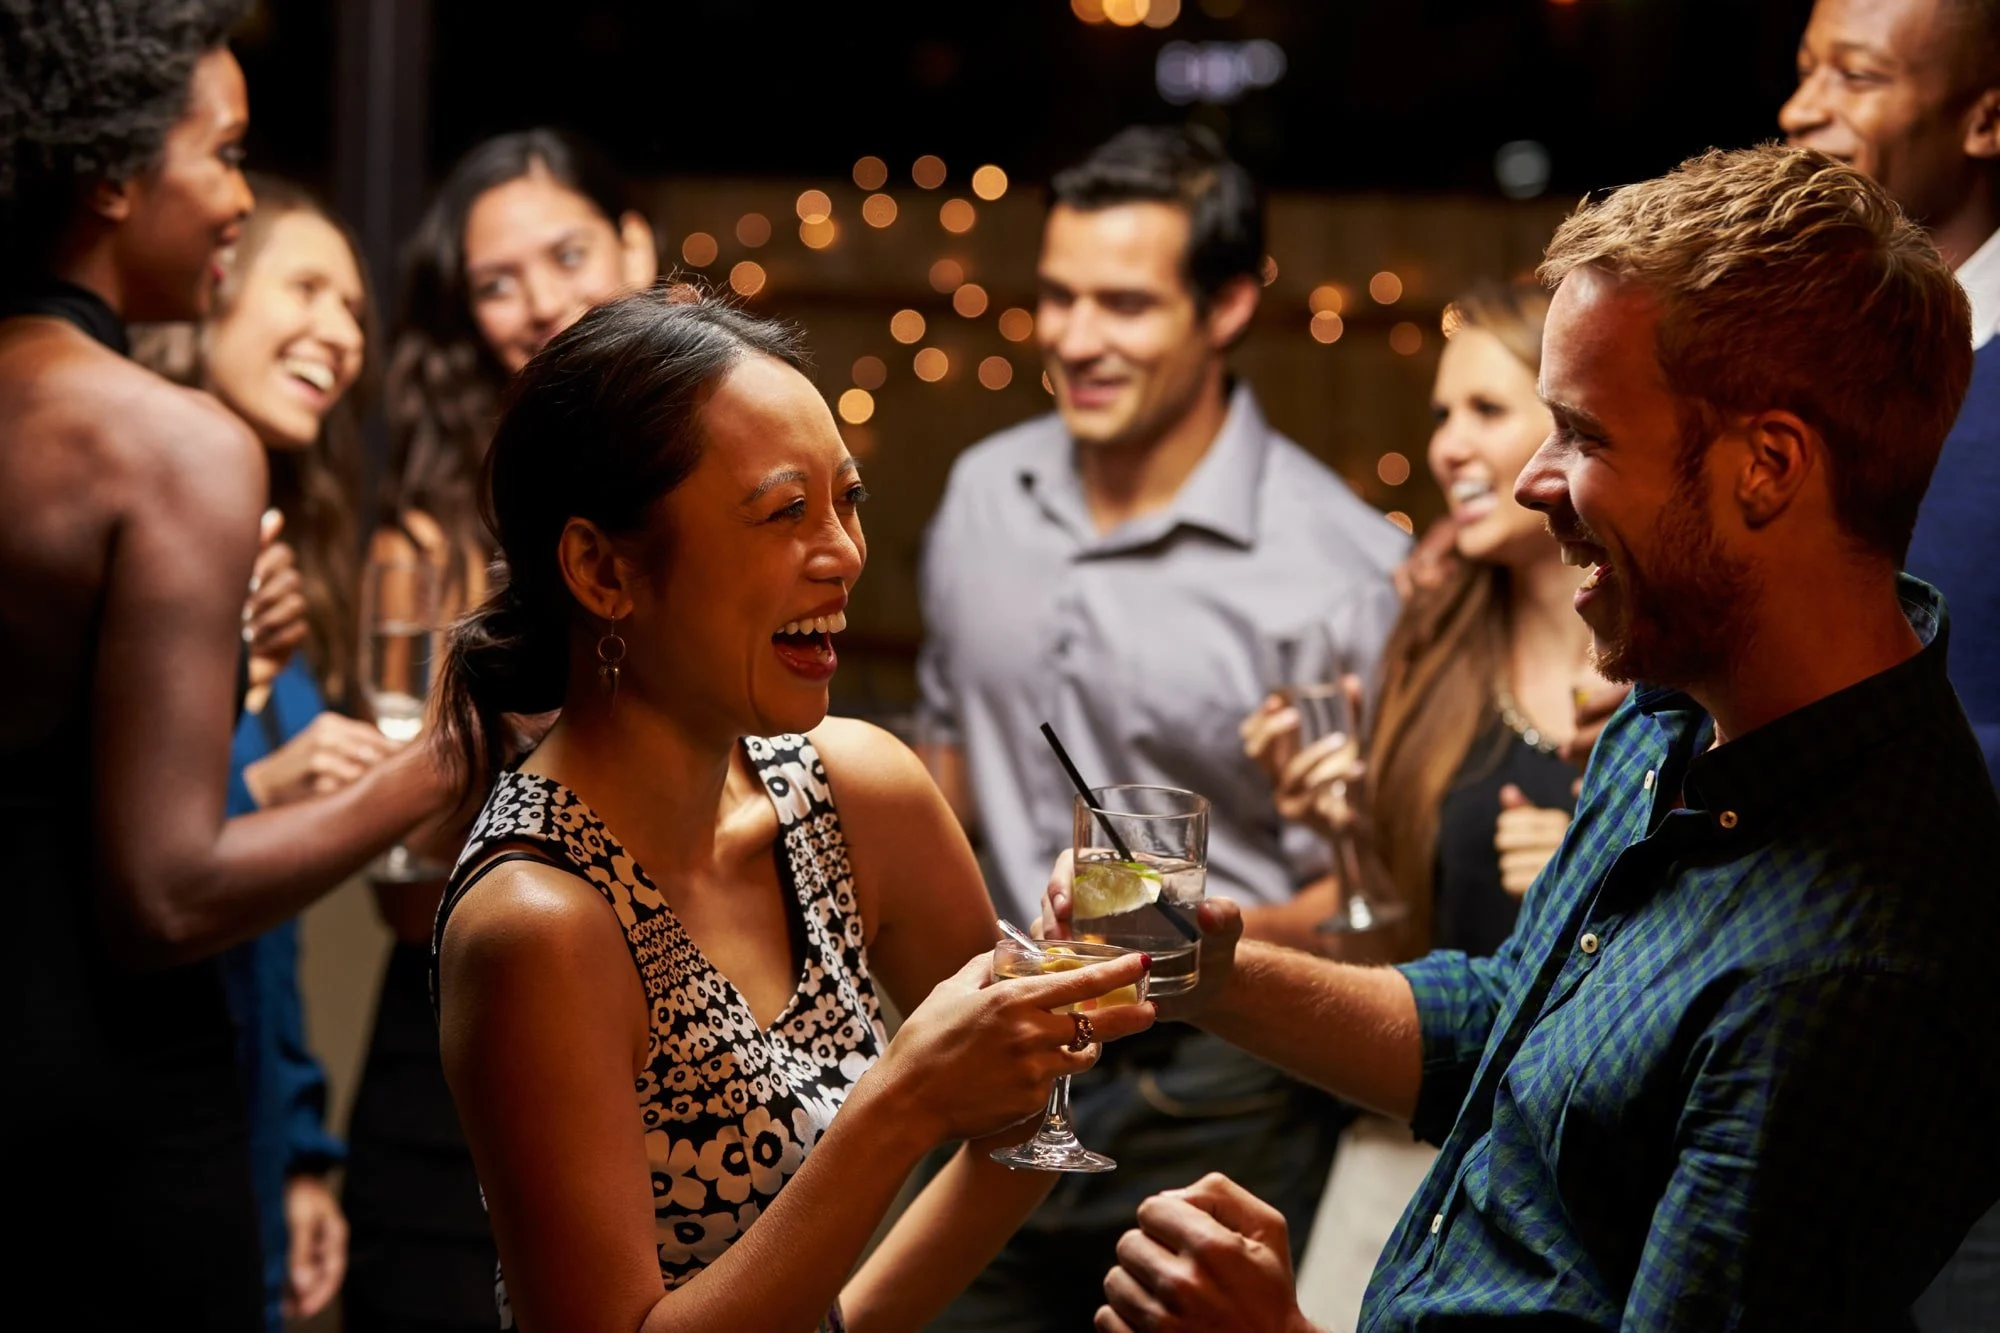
left=1073, top=860, right=1162, bottom=919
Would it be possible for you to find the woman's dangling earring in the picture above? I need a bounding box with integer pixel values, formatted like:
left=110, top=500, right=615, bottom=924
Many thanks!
left=596, top=614, right=627, bottom=710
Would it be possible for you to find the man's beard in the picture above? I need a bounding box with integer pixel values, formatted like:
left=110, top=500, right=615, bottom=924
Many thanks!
left=1592, top=473, right=1758, bottom=689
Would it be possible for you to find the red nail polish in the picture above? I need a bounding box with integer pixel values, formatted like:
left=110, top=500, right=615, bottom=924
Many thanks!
left=1139, top=953, right=1153, bottom=971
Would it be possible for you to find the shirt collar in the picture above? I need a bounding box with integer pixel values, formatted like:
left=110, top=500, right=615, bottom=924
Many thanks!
left=1633, top=575, right=1954, bottom=824
left=1958, top=226, right=2000, bottom=352
left=1019, top=382, right=1272, bottom=553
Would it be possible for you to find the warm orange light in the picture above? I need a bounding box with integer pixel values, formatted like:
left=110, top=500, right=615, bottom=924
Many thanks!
left=837, top=388, right=875, bottom=425
left=952, top=283, right=990, bottom=318
left=912, top=155, right=947, bottom=189
left=928, top=258, right=965, bottom=293
left=1260, top=255, right=1279, bottom=286
left=795, top=189, right=833, bottom=224
left=862, top=193, right=899, bottom=228
left=1370, top=270, right=1404, bottom=304
left=997, top=307, right=1035, bottom=342
left=1390, top=321, right=1424, bottom=355
left=1071, top=0, right=1107, bottom=21
left=1309, top=283, right=1345, bottom=315
left=939, top=198, right=977, bottom=234
left=1309, top=312, right=1344, bottom=344
left=1376, top=452, right=1412, bottom=486
left=1385, top=510, right=1415, bottom=535
left=1142, top=0, right=1180, bottom=25
left=852, top=355, right=887, bottom=390
left=680, top=232, right=719, bottom=267
left=978, top=355, right=1014, bottom=390
left=971, top=165, right=1009, bottom=201
left=1103, top=0, right=1148, bottom=25
left=890, top=309, right=927, bottom=344
left=852, top=156, right=889, bottom=191
left=729, top=261, right=767, bottom=297
left=736, top=213, right=772, bottom=248
left=913, top=347, right=950, bottom=382
left=799, top=218, right=837, bottom=250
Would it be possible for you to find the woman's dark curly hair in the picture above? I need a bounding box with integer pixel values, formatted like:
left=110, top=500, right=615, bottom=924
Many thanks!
left=384, top=129, right=652, bottom=600
left=0, top=0, right=251, bottom=273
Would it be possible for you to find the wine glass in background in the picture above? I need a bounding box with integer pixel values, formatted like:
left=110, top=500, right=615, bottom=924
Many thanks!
left=1259, top=624, right=1410, bottom=939
left=361, top=555, right=443, bottom=881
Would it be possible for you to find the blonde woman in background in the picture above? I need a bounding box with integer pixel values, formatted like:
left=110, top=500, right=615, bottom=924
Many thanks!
left=1242, top=280, right=1617, bottom=1329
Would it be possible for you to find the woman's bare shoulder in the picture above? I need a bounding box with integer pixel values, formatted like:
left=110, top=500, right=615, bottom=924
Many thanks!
left=438, top=854, right=628, bottom=981
left=807, top=716, right=936, bottom=810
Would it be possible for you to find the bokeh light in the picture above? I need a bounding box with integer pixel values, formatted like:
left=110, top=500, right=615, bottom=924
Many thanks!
left=837, top=389, right=875, bottom=425
left=1071, top=0, right=1107, bottom=21
left=1385, top=510, right=1415, bottom=535
left=912, top=155, right=947, bottom=189
left=1309, top=283, right=1345, bottom=315
left=1377, top=451, right=1412, bottom=486
left=1143, top=0, right=1181, bottom=25
left=862, top=193, right=899, bottom=228
left=851, top=355, right=887, bottom=390
left=1390, top=321, right=1424, bottom=355
left=1370, top=270, right=1404, bottom=304
left=1261, top=255, right=1279, bottom=286
left=852, top=156, right=889, bottom=191
left=736, top=213, right=772, bottom=248
left=978, top=356, right=1014, bottom=390
left=795, top=189, right=832, bottom=224
left=952, top=283, right=990, bottom=318
left=940, top=198, right=977, bottom=234
left=928, top=258, right=965, bottom=292
left=1103, top=0, right=1148, bottom=25
left=1309, top=312, right=1344, bottom=344
left=799, top=217, right=837, bottom=249
left=680, top=232, right=719, bottom=267
left=890, top=309, right=927, bottom=343
left=913, top=347, right=950, bottom=382
left=729, top=261, right=767, bottom=297
left=998, top=307, right=1035, bottom=342
left=971, top=165, right=1009, bottom=201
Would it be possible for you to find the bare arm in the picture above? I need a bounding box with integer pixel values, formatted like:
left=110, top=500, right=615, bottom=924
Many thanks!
left=439, top=861, right=1147, bottom=1333
left=90, top=392, right=446, bottom=968
left=813, top=718, right=1128, bottom=1330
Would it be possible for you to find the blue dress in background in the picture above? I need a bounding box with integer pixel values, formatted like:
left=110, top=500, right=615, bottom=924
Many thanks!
left=218, top=659, right=347, bottom=1333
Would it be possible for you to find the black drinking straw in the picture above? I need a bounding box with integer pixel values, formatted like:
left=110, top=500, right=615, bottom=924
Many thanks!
left=1039, top=722, right=1200, bottom=943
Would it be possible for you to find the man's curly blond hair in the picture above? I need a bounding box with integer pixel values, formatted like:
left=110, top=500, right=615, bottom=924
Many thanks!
left=1540, top=143, right=1972, bottom=562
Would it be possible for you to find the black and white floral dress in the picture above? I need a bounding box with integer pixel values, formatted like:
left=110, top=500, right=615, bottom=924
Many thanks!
left=434, top=734, right=884, bottom=1331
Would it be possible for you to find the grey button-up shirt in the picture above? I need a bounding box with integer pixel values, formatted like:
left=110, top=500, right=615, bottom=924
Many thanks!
left=917, top=385, right=1408, bottom=924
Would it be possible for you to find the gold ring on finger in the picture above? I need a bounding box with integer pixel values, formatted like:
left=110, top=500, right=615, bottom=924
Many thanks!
left=1068, top=1012, right=1096, bottom=1053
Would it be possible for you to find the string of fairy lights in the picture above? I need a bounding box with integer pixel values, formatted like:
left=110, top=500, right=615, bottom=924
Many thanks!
left=664, top=152, right=1452, bottom=534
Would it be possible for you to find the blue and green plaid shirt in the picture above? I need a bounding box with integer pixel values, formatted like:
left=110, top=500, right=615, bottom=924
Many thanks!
left=1363, top=578, right=2000, bottom=1330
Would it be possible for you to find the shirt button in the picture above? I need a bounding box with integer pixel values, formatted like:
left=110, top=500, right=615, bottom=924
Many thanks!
left=1642, top=769, right=1655, bottom=792
left=1718, top=810, right=1738, bottom=829
left=1580, top=932, right=1600, bottom=955
left=1429, top=1212, right=1443, bottom=1235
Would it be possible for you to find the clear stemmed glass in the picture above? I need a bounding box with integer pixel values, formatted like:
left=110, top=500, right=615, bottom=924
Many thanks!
left=359, top=554, right=443, bottom=882
left=988, top=936, right=1148, bottom=1174
left=1293, top=677, right=1410, bottom=938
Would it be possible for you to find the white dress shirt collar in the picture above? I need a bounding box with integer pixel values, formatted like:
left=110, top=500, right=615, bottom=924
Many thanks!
left=1958, top=225, right=2000, bottom=351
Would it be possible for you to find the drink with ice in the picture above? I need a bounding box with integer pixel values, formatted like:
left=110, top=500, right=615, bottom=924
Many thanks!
left=1071, top=786, right=1209, bottom=998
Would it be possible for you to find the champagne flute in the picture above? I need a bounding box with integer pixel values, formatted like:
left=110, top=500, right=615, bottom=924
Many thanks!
left=988, top=934, right=1147, bottom=1174
left=360, top=555, right=443, bottom=881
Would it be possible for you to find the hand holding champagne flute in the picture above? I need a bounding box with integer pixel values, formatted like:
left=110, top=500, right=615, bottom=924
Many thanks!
left=360, top=554, right=444, bottom=880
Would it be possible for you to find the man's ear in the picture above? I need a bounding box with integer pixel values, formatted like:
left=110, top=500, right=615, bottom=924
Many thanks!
left=1961, top=85, right=2000, bottom=161
left=557, top=517, right=635, bottom=621
left=91, top=177, right=133, bottom=224
left=1734, top=411, right=1818, bottom=529
left=1204, top=274, right=1261, bottom=350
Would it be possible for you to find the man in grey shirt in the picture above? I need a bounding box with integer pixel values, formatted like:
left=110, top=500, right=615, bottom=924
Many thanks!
left=917, top=125, right=1406, bottom=1331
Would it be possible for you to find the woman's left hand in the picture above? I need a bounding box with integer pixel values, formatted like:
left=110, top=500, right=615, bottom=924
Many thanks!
left=1494, top=784, right=1571, bottom=898
left=245, top=510, right=308, bottom=690
left=282, top=1173, right=348, bottom=1319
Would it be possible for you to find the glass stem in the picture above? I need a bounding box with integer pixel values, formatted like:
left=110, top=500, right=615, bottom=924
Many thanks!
left=1036, top=1074, right=1078, bottom=1143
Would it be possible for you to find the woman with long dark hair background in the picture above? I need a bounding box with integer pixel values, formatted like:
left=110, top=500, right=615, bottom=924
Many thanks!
left=344, top=128, right=658, bottom=1332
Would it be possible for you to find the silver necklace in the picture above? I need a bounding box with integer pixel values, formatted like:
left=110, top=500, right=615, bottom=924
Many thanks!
left=1493, top=685, right=1563, bottom=756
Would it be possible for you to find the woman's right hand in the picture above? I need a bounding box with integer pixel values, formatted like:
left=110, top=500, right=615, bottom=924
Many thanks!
left=870, top=950, right=1155, bottom=1145
left=243, top=712, right=399, bottom=810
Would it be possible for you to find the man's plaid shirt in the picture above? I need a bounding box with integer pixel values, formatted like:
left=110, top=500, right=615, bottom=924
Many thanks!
left=1362, top=578, right=2000, bottom=1329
